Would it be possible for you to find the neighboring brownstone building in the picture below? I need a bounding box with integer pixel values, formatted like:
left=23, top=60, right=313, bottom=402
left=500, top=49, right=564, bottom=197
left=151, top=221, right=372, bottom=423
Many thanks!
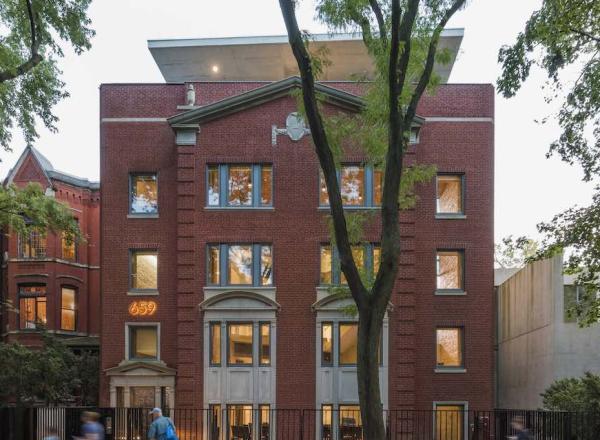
left=100, top=31, right=494, bottom=437
left=0, top=146, right=100, bottom=351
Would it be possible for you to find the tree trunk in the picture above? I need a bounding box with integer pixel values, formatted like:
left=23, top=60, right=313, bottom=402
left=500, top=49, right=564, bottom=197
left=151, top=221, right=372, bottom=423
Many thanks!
left=357, top=301, right=388, bottom=440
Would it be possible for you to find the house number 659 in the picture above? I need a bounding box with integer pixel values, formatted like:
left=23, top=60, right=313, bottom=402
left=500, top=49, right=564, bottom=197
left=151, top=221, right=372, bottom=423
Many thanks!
left=128, top=300, right=157, bottom=316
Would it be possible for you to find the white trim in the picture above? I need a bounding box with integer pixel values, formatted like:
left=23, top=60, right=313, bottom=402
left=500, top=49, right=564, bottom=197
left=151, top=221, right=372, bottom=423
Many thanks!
left=148, top=29, right=464, bottom=49
left=125, top=322, right=161, bottom=361
left=433, top=401, right=469, bottom=440
left=101, top=118, right=167, bottom=123
left=434, top=290, right=467, bottom=296
left=425, top=117, right=493, bottom=123
left=434, top=368, right=467, bottom=373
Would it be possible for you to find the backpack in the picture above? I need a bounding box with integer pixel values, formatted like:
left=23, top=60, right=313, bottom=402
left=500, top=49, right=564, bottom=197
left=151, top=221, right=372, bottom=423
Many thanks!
left=165, top=420, right=178, bottom=440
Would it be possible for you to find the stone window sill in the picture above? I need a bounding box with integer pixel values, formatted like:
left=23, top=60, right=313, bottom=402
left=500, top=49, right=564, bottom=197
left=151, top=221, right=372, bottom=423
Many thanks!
left=434, top=289, right=466, bottom=296
left=435, top=368, right=467, bottom=373
left=127, top=213, right=159, bottom=219
left=127, top=290, right=159, bottom=296
left=318, top=206, right=381, bottom=211
left=435, top=213, right=466, bottom=220
left=204, top=206, right=274, bottom=211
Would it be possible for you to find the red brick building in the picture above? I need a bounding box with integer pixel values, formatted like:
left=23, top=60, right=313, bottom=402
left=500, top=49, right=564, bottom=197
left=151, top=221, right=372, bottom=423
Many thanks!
left=100, top=32, right=494, bottom=437
left=0, top=146, right=100, bottom=350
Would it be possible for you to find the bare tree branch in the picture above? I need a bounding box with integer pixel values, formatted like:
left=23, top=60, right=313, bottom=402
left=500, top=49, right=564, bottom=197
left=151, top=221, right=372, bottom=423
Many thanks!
left=0, top=0, right=42, bottom=84
left=569, top=27, right=600, bottom=44
left=278, top=0, right=369, bottom=306
left=368, top=0, right=387, bottom=45
left=404, top=0, right=466, bottom=125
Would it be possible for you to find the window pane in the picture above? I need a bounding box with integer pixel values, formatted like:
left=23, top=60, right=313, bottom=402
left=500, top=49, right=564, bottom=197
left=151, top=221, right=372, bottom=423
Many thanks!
left=20, top=285, right=46, bottom=295
left=320, top=246, right=332, bottom=284
left=435, top=405, right=464, bottom=440
left=319, top=169, right=329, bottom=205
left=341, top=246, right=365, bottom=284
left=19, top=287, right=47, bottom=330
left=37, top=298, right=47, bottom=326
left=436, top=328, right=463, bottom=367
left=259, top=405, right=270, bottom=440
left=341, top=166, right=365, bottom=206
left=208, top=246, right=220, bottom=285
left=339, top=405, right=362, bottom=437
left=436, top=251, right=463, bottom=290
left=339, top=323, right=358, bottom=365
left=209, top=405, right=222, bottom=440
left=322, top=405, right=332, bottom=440
left=260, top=323, right=270, bottom=365
left=61, top=233, right=76, bottom=260
left=130, top=326, right=158, bottom=359
left=373, top=169, right=383, bottom=206
left=261, top=245, right=273, bottom=286
left=228, top=323, right=253, bottom=365
left=228, top=166, right=253, bottom=206
left=132, top=251, right=158, bottom=289
left=208, top=166, right=220, bottom=206
left=228, top=405, right=252, bottom=440
left=437, top=175, right=463, bottom=214
left=131, top=174, right=158, bottom=214
left=228, top=246, right=253, bottom=285
left=19, top=298, right=35, bottom=329
left=261, top=165, right=272, bottom=206
left=322, top=323, right=333, bottom=366
left=19, top=230, right=46, bottom=258
left=210, top=323, right=221, bottom=365
left=61, top=287, right=76, bottom=331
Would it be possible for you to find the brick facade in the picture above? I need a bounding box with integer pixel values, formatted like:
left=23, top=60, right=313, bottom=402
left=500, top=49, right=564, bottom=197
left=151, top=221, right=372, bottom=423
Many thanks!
left=99, top=79, right=494, bottom=411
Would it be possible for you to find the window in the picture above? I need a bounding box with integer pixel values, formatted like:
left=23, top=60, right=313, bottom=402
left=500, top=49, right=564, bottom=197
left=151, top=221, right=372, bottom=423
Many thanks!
left=436, top=175, right=464, bottom=215
left=130, top=250, right=158, bottom=291
left=209, top=405, right=222, bottom=440
left=320, top=244, right=380, bottom=285
left=434, top=404, right=465, bottom=440
left=207, top=244, right=273, bottom=286
left=130, top=174, right=158, bottom=214
left=321, top=322, right=333, bottom=366
left=60, top=287, right=77, bottom=331
left=260, top=322, right=271, bottom=366
left=339, top=405, right=362, bottom=437
left=436, top=250, right=464, bottom=292
left=436, top=328, right=464, bottom=369
left=228, top=323, right=253, bottom=365
left=339, top=323, right=358, bottom=365
left=210, top=322, right=221, bottom=366
left=19, top=285, right=46, bottom=329
left=259, top=404, right=271, bottom=440
left=322, top=405, right=333, bottom=440
left=61, top=232, right=76, bottom=261
left=128, top=325, right=158, bottom=360
left=207, top=164, right=272, bottom=207
left=18, top=230, right=46, bottom=258
left=320, top=165, right=382, bottom=207
left=227, top=405, right=252, bottom=440
left=564, top=285, right=583, bottom=323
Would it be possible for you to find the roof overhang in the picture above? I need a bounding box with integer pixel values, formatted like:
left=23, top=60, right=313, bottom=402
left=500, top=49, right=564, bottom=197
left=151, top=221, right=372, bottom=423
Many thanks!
left=148, top=30, right=463, bottom=83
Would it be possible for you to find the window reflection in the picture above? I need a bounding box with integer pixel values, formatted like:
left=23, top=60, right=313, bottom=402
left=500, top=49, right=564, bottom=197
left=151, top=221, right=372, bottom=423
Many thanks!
left=208, top=166, right=220, bottom=206
left=259, top=404, right=270, bottom=440
left=228, top=245, right=253, bottom=285
left=320, top=246, right=332, bottom=284
left=436, top=328, right=463, bottom=368
left=210, top=323, right=221, bottom=366
left=340, top=166, right=365, bottom=206
left=208, top=245, right=220, bottom=285
left=261, top=165, right=272, bottom=205
left=60, top=287, right=76, bottom=331
left=19, top=285, right=47, bottom=330
left=129, top=326, right=158, bottom=359
left=339, top=323, right=358, bottom=365
left=373, top=169, right=383, bottom=206
left=436, top=251, right=463, bottom=290
left=260, top=246, right=273, bottom=286
left=228, top=323, right=253, bottom=365
left=340, top=246, right=365, bottom=284
left=437, top=175, right=463, bottom=214
left=130, top=174, right=158, bottom=214
left=131, top=251, right=158, bottom=290
left=260, top=323, right=270, bottom=365
left=322, top=323, right=333, bottom=366
left=209, top=405, right=222, bottom=440
left=322, top=405, right=332, bottom=440
left=228, top=166, right=253, bottom=206
left=228, top=405, right=253, bottom=440
left=339, top=405, right=362, bottom=439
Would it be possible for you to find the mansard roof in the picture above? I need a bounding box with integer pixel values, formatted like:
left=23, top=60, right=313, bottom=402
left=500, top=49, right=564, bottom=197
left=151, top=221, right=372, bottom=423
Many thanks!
left=169, top=76, right=425, bottom=127
left=5, top=146, right=99, bottom=190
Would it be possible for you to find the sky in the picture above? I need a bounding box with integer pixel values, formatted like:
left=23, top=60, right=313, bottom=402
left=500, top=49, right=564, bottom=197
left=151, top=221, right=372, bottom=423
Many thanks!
left=0, top=0, right=595, bottom=243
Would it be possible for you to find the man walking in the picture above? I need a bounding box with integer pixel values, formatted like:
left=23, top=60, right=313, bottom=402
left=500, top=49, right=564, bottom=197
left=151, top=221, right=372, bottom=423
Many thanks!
left=148, top=408, right=178, bottom=440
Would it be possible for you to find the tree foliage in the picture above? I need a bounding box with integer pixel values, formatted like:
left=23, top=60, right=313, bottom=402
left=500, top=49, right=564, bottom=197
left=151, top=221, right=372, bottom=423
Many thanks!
left=0, top=334, right=98, bottom=405
left=0, top=0, right=94, bottom=149
left=541, top=372, right=600, bottom=413
left=494, top=235, right=539, bottom=269
left=278, top=1, right=466, bottom=438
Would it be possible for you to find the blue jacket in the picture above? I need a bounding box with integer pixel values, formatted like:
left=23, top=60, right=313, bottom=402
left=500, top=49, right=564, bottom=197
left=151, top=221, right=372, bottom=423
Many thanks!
left=148, top=416, right=174, bottom=440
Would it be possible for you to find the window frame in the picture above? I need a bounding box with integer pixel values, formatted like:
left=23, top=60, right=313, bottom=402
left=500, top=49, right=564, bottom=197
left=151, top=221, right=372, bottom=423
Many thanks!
left=320, top=243, right=380, bottom=286
left=435, top=173, right=466, bottom=218
left=338, top=322, right=359, bottom=366
left=129, top=249, right=159, bottom=293
left=61, top=231, right=77, bottom=261
left=60, top=285, right=77, bottom=332
left=126, top=323, right=160, bottom=361
left=206, top=243, right=274, bottom=287
left=129, top=172, right=159, bottom=216
left=17, top=230, right=47, bottom=259
left=435, top=326, right=465, bottom=371
left=435, top=249, right=466, bottom=295
left=209, top=321, right=222, bottom=367
left=321, top=321, right=333, bottom=367
left=18, top=284, right=47, bottom=330
left=433, top=401, right=468, bottom=440
left=206, top=164, right=273, bottom=208
left=227, top=321, right=254, bottom=367
left=319, top=164, right=382, bottom=208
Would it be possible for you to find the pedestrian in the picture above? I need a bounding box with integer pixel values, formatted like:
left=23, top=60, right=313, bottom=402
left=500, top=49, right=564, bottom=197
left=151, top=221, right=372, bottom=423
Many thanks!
left=148, top=407, right=178, bottom=440
left=42, top=426, right=60, bottom=440
left=509, top=416, right=531, bottom=440
left=74, top=411, right=105, bottom=440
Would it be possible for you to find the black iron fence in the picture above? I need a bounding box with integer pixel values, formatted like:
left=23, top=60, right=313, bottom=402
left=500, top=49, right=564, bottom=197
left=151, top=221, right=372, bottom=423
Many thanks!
left=1, top=407, right=598, bottom=440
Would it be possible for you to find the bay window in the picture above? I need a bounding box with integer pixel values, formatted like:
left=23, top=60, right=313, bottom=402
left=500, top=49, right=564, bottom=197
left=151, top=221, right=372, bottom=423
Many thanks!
left=207, top=244, right=273, bottom=286
left=320, top=243, right=380, bottom=285
left=207, top=164, right=272, bottom=208
left=130, top=173, right=158, bottom=214
left=436, top=250, right=464, bottom=293
left=19, top=285, right=47, bottom=329
left=319, top=165, right=382, bottom=208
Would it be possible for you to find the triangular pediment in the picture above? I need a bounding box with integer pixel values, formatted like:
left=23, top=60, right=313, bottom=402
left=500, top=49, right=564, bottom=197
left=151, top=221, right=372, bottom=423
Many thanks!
left=5, top=146, right=53, bottom=188
left=105, top=361, right=176, bottom=376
